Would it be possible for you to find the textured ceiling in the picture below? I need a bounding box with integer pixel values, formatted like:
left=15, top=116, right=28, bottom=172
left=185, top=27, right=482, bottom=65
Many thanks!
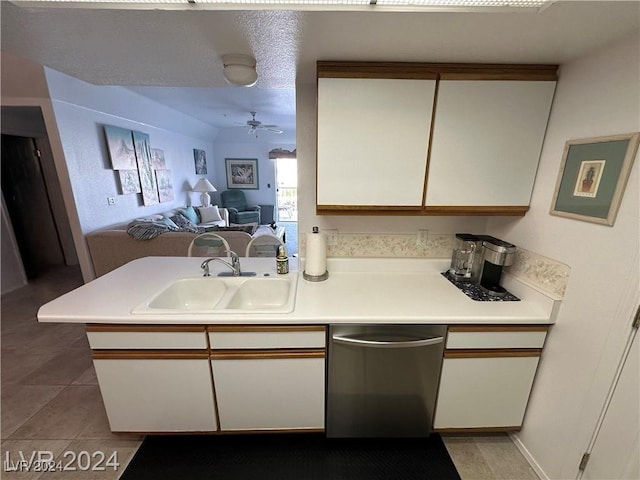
left=2, top=1, right=639, bottom=130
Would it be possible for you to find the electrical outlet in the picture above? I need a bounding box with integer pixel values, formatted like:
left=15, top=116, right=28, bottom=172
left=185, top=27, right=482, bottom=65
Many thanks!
left=325, top=229, right=338, bottom=246
left=417, top=229, right=429, bottom=246
left=107, top=197, right=116, bottom=206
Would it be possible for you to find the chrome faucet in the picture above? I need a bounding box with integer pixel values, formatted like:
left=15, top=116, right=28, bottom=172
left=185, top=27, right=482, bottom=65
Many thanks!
left=201, top=250, right=241, bottom=277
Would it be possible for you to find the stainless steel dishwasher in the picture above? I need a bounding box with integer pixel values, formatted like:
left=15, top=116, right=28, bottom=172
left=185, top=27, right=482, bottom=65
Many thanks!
left=327, top=324, right=446, bottom=437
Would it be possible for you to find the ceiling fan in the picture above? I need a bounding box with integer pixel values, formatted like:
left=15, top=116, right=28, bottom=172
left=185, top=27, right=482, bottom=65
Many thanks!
left=237, top=111, right=283, bottom=136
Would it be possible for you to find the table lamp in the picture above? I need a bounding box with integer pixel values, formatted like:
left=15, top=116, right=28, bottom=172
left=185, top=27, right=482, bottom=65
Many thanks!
left=192, top=178, right=217, bottom=207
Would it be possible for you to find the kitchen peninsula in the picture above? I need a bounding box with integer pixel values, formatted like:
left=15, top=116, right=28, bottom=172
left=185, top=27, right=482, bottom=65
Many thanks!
left=38, top=257, right=559, bottom=434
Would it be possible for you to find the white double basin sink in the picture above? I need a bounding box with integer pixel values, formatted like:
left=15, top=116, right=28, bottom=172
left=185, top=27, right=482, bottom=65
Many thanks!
left=132, top=273, right=298, bottom=315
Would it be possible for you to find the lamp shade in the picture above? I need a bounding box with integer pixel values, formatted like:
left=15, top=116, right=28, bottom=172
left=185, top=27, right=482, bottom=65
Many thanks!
left=222, top=54, right=257, bottom=87
left=192, top=178, right=217, bottom=193
left=192, top=178, right=217, bottom=207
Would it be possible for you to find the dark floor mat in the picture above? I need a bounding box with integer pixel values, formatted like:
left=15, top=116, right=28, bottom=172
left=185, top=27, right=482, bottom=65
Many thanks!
left=120, top=433, right=461, bottom=480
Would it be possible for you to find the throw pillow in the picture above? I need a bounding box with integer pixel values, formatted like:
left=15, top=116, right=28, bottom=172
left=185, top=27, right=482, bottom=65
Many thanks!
left=169, top=213, right=201, bottom=233
left=178, top=206, right=200, bottom=225
left=198, top=205, right=223, bottom=223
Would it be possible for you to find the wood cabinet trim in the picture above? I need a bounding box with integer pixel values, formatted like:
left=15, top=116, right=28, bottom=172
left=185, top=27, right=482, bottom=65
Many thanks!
left=444, top=349, right=542, bottom=358
left=219, top=428, right=325, bottom=434
left=422, top=206, right=529, bottom=216
left=207, top=325, right=326, bottom=333
left=92, top=349, right=209, bottom=360
left=87, top=324, right=205, bottom=333
left=317, top=61, right=558, bottom=81
left=448, top=325, right=550, bottom=333
left=210, top=349, right=325, bottom=360
left=316, top=206, right=529, bottom=216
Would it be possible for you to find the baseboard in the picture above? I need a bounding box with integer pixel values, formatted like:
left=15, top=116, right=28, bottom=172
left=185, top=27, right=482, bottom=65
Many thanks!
left=509, top=432, right=550, bottom=480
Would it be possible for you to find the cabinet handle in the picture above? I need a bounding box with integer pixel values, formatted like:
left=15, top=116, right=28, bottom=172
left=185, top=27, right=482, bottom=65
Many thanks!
left=332, top=334, right=443, bottom=349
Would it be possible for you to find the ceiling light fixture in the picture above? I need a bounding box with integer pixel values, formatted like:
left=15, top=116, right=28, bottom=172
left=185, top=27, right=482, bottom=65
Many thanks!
left=221, top=54, right=258, bottom=87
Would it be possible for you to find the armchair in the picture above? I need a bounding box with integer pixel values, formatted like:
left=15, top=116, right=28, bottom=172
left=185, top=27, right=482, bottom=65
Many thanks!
left=220, top=190, right=261, bottom=225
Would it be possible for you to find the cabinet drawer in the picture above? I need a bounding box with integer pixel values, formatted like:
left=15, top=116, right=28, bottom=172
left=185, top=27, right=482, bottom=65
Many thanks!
left=86, top=325, right=207, bottom=350
left=446, top=326, right=548, bottom=349
left=208, top=326, right=326, bottom=350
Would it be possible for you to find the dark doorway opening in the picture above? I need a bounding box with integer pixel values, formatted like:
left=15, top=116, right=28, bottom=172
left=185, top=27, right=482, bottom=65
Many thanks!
left=2, top=133, right=66, bottom=279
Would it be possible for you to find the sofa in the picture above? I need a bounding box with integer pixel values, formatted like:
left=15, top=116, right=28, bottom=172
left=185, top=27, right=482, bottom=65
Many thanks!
left=85, top=206, right=258, bottom=277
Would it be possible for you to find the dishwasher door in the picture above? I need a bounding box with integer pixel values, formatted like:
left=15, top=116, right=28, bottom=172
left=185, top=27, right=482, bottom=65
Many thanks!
left=327, top=324, right=446, bottom=438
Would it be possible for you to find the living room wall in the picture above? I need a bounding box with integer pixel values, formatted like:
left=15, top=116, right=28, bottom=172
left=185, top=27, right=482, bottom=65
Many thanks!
left=212, top=127, right=296, bottom=211
left=41, top=68, right=219, bottom=278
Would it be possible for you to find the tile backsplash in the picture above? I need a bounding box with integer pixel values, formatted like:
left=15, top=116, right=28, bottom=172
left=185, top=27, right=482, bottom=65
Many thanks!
left=300, top=232, right=570, bottom=298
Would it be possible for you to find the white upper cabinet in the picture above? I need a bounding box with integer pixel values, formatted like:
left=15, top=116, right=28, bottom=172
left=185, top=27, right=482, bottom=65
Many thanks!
left=317, top=76, right=436, bottom=209
left=425, top=80, right=556, bottom=207
left=315, top=62, right=557, bottom=216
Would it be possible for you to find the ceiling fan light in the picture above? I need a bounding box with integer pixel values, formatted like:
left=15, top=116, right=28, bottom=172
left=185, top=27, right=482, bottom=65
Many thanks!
left=222, top=54, right=258, bottom=87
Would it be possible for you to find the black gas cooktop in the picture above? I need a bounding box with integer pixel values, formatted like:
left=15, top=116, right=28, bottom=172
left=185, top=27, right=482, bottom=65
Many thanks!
left=441, top=271, right=520, bottom=302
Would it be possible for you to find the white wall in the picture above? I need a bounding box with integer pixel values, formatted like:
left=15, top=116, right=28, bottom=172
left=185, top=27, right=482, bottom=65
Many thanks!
left=43, top=68, right=219, bottom=279
left=487, top=33, right=640, bottom=480
left=1, top=52, right=58, bottom=290
left=295, top=81, right=489, bottom=239
left=213, top=127, right=296, bottom=207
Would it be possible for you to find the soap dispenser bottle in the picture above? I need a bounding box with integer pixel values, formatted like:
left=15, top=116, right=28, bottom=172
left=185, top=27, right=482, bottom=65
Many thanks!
left=276, top=245, right=289, bottom=275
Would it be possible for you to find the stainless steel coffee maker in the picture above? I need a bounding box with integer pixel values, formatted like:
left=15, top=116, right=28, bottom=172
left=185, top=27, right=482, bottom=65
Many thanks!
left=449, top=234, right=483, bottom=282
left=477, top=236, right=516, bottom=296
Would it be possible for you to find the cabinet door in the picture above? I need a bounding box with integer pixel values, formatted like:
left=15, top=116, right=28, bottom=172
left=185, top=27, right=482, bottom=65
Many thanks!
left=317, top=77, right=436, bottom=208
left=434, top=354, right=540, bottom=430
left=426, top=80, right=556, bottom=208
left=93, top=354, right=217, bottom=432
left=212, top=354, right=325, bottom=431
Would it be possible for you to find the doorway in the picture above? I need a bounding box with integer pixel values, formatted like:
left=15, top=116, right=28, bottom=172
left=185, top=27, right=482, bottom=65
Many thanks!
left=275, top=157, right=297, bottom=222
left=274, top=156, right=298, bottom=255
left=1, top=134, right=66, bottom=279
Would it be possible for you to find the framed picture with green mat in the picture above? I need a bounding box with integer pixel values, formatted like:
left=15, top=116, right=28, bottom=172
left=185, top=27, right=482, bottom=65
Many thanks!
left=550, top=132, right=639, bottom=226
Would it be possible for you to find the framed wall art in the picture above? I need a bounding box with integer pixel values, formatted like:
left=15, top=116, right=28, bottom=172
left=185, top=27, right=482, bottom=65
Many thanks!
left=104, top=125, right=137, bottom=170
left=550, top=132, right=639, bottom=226
left=118, top=170, right=141, bottom=194
left=133, top=130, right=159, bottom=206
left=194, top=149, right=208, bottom=174
left=225, top=158, right=259, bottom=189
left=155, top=169, right=174, bottom=203
left=150, top=148, right=167, bottom=170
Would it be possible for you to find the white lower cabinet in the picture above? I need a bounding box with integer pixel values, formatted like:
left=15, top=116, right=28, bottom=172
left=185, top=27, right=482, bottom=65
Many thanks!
left=211, top=354, right=325, bottom=431
left=93, top=355, right=217, bottom=432
left=434, top=354, right=540, bottom=430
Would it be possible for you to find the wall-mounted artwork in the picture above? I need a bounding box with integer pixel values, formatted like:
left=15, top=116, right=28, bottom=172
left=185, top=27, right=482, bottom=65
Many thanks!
left=150, top=148, right=167, bottom=170
left=226, top=158, right=259, bottom=189
left=550, top=132, right=640, bottom=226
left=118, top=170, right=141, bottom=194
left=155, top=169, right=174, bottom=203
left=133, top=130, right=159, bottom=206
left=194, top=149, right=207, bottom=174
left=104, top=125, right=137, bottom=170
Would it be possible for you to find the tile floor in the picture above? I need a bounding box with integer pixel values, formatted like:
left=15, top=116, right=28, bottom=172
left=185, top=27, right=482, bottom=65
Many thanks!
left=1, top=266, right=539, bottom=479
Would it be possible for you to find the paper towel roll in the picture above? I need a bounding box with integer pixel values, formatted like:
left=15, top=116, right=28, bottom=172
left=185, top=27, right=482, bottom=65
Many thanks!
left=305, top=226, right=327, bottom=276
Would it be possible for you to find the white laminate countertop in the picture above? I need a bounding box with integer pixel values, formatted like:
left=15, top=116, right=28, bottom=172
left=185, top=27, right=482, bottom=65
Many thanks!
left=37, top=257, right=559, bottom=325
